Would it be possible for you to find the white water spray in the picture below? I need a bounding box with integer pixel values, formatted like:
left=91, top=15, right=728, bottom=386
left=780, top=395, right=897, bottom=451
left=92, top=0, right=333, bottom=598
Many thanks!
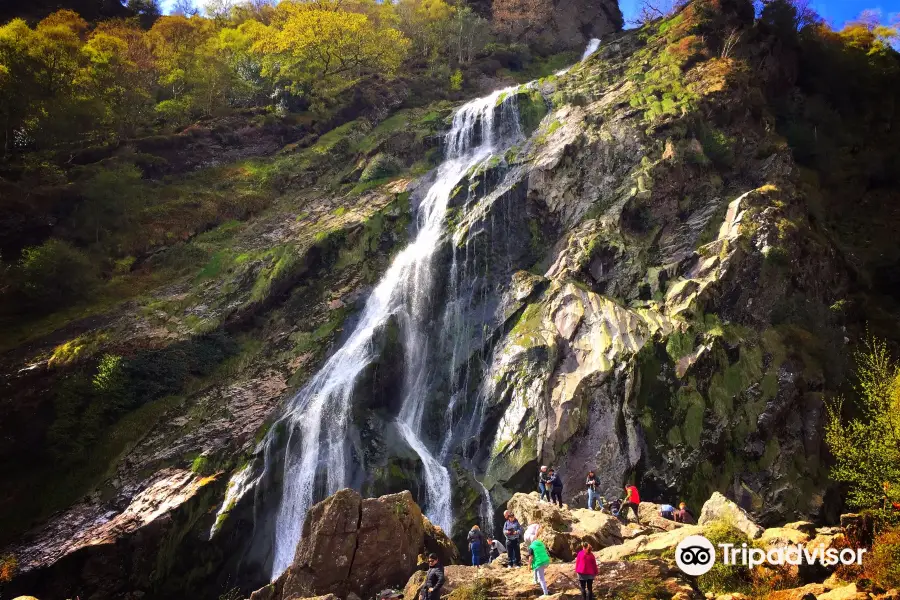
left=265, top=86, right=523, bottom=579
left=556, top=37, right=602, bottom=76
left=581, top=38, right=601, bottom=61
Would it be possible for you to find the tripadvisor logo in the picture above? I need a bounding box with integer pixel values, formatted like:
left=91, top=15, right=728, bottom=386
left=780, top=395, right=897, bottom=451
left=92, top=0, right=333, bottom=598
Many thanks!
left=675, top=534, right=867, bottom=577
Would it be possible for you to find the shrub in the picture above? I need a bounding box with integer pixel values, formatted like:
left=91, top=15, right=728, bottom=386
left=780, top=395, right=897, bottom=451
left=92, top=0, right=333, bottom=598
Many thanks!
left=865, top=526, right=900, bottom=589
left=697, top=522, right=752, bottom=594
left=12, top=238, right=99, bottom=312
left=0, top=553, right=16, bottom=583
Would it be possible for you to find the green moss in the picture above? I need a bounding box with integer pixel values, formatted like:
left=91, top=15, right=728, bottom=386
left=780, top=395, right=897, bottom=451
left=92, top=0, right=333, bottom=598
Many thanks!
left=697, top=522, right=752, bottom=594
left=760, top=437, right=780, bottom=470
left=519, top=90, right=548, bottom=135
left=535, top=119, right=562, bottom=145
left=707, top=345, right=763, bottom=418
left=666, top=328, right=695, bottom=361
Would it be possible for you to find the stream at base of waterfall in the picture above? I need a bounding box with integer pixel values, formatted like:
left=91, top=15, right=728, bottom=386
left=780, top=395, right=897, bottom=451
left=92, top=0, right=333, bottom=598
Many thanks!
left=258, top=41, right=601, bottom=580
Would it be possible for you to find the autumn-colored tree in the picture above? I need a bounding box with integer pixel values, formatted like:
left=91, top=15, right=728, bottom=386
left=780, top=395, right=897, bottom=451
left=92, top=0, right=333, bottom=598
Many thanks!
left=250, top=1, right=409, bottom=108
left=840, top=10, right=899, bottom=58
left=491, top=0, right=553, bottom=44
left=90, top=19, right=157, bottom=136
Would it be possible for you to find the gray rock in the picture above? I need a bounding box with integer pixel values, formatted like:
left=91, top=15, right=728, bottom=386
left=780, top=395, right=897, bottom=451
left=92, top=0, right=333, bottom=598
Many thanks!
left=699, top=492, right=764, bottom=539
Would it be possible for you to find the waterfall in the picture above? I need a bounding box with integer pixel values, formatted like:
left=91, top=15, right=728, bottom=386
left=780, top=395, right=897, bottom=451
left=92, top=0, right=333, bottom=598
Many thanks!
left=581, top=38, right=601, bottom=61
left=264, top=86, right=524, bottom=580
left=557, top=37, right=602, bottom=76
left=475, top=476, right=495, bottom=537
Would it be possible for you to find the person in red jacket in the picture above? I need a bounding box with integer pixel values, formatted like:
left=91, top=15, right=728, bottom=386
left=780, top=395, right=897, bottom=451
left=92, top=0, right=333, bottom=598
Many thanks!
left=620, top=484, right=641, bottom=524
left=575, top=541, right=598, bottom=600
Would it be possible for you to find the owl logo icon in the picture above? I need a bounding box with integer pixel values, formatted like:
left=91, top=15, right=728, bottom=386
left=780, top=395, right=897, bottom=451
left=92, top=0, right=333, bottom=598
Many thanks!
left=676, top=535, right=716, bottom=576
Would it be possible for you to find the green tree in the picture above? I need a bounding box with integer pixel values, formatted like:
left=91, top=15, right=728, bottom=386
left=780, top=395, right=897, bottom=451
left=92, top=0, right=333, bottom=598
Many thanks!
left=825, top=336, right=900, bottom=510
left=251, top=0, right=410, bottom=108
left=13, top=239, right=98, bottom=311
left=79, top=163, right=142, bottom=244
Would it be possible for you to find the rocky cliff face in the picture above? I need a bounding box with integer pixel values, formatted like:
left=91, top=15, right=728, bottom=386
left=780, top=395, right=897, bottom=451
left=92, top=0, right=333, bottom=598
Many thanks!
left=3, top=1, right=898, bottom=598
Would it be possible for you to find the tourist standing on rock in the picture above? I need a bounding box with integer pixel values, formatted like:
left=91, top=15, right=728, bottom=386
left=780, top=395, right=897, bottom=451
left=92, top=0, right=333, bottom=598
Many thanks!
left=486, top=536, right=505, bottom=563
left=575, top=541, right=598, bottom=600
left=620, top=483, right=641, bottom=523
left=539, top=466, right=552, bottom=501
left=421, top=553, right=445, bottom=600
left=467, top=524, right=485, bottom=566
left=549, top=468, right=564, bottom=507
left=585, top=471, right=599, bottom=510
left=503, top=512, right=522, bottom=567
left=674, top=501, right=695, bottom=524
left=659, top=503, right=676, bottom=520
left=527, top=535, right=551, bottom=596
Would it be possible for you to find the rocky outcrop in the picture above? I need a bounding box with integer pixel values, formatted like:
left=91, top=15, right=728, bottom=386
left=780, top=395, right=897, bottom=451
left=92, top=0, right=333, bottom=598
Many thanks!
left=2, top=469, right=228, bottom=600
left=423, top=517, right=460, bottom=566
left=252, top=490, right=454, bottom=600
left=505, top=493, right=641, bottom=560
left=597, top=525, right=704, bottom=561
left=699, top=492, right=764, bottom=539
left=403, top=559, right=695, bottom=599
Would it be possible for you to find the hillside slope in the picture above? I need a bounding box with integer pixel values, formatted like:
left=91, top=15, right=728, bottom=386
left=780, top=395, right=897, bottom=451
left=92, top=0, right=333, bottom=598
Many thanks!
left=3, top=1, right=900, bottom=598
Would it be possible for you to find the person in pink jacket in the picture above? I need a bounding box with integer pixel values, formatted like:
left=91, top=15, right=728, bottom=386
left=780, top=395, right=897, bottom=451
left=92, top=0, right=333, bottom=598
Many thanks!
left=575, top=541, right=598, bottom=600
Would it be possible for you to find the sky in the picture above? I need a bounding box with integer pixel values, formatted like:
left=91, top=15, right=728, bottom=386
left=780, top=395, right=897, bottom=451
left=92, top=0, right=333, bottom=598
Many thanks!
left=618, top=0, right=900, bottom=27
left=163, top=0, right=900, bottom=28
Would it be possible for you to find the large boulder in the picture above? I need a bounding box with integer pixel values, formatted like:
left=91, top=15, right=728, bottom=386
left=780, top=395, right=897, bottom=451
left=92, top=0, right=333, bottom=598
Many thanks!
left=758, top=526, right=811, bottom=550
left=422, top=517, right=459, bottom=566
left=597, top=525, right=704, bottom=561
left=699, top=492, right=764, bottom=539
left=638, top=501, right=686, bottom=531
left=506, top=493, right=635, bottom=560
left=265, top=489, right=429, bottom=600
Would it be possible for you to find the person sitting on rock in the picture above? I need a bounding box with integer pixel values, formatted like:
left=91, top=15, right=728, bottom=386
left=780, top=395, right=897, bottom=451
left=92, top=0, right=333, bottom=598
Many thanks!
left=607, top=497, right=621, bottom=517
left=467, top=524, right=485, bottom=566
left=620, top=483, right=641, bottom=524
left=575, top=541, right=598, bottom=600
left=585, top=471, right=599, bottom=510
left=659, top=503, right=676, bottom=520
left=486, top=536, right=506, bottom=563
left=503, top=512, right=522, bottom=567
left=674, top=501, right=695, bottom=524
left=420, top=553, right=445, bottom=600
left=549, top=468, right=564, bottom=508
left=539, top=466, right=552, bottom=502
left=526, top=535, right=551, bottom=596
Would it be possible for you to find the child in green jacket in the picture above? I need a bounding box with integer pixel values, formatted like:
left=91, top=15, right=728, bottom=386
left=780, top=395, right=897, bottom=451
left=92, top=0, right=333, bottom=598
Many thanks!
left=526, top=537, right=550, bottom=596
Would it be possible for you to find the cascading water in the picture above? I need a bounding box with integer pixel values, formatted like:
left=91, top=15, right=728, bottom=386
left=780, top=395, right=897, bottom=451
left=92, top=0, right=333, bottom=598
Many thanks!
left=581, top=38, right=601, bottom=61
left=263, top=86, right=525, bottom=579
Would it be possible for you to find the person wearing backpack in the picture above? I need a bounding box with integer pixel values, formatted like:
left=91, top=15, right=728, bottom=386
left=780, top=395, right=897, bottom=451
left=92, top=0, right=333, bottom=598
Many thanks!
left=548, top=468, right=563, bottom=507
left=575, top=541, right=598, bottom=600
left=467, top=524, right=485, bottom=566
left=526, top=536, right=551, bottom=596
